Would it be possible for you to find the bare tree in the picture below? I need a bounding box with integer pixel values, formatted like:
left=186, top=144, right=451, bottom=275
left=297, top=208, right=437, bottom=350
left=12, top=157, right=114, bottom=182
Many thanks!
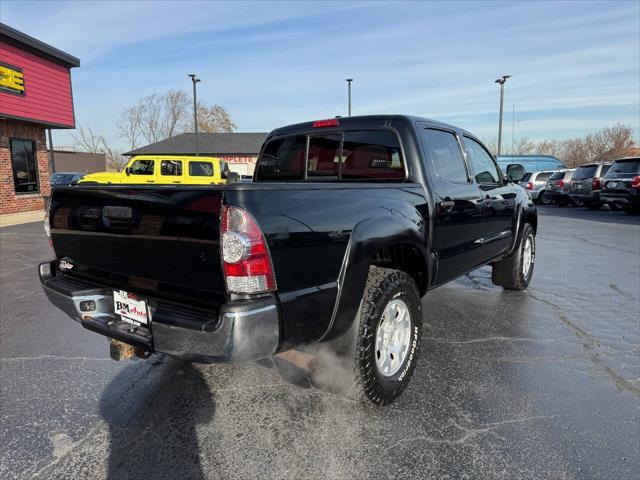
left=164, top=90, right=190, bottom=137
left=512, top=137, right=535, bottom=155
left=197, top=104, right=237, bottom=133
left=71, top=124, right=128, bottom=171
left=118, top=103, right=144, bottom=150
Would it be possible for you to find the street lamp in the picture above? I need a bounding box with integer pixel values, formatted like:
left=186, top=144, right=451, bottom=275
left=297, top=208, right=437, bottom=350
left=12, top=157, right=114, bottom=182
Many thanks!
left=188, top=74, right=201, bottom=155
left=494, top=75, right=510, bottom=155
left=346, top=78, right=353, bottom=116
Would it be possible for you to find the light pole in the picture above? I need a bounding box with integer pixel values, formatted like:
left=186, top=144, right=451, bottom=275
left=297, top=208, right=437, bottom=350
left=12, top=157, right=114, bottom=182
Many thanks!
left=494, top=75, right=510, bottom=155
left=346, top=78, right=353, bottom=116
left=188, top=74, right=201, bottom=155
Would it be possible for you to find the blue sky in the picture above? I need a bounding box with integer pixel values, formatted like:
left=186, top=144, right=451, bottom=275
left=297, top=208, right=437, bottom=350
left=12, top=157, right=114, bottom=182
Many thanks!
left=3, top=0, right=639, bottom=150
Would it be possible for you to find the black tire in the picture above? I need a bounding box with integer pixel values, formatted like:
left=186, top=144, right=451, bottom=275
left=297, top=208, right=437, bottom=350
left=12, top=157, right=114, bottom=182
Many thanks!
left=588, top=202, right=601, bottom=210
left=491, top=223, right=535, bottom=290
left=608, top=203, right=621, bottom=211
left=351, top=266, right=422, bottom=406
left=538, top=191, right=551, bottom=205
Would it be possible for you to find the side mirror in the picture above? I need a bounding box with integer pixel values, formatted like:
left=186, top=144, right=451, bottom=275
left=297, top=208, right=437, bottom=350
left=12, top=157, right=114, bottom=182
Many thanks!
left=506, top=163, right=525, bottom=183
left=125, top=167, right=131, bottom=176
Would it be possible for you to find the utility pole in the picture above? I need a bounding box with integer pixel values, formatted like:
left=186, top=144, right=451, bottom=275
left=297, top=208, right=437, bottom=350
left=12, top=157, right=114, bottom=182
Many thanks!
left=47, top=129, right=56, bottom=173
left=511, top=104, right=515, bottom=155
left=494, top=75, right=510, bottom=155
left=346, top=78, right=353, bottom=116
left=188, top=74, right=201, bottom=155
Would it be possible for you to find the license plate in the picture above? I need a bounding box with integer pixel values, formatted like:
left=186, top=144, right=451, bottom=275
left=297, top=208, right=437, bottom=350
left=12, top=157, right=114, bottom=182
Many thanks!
left=608, top=182, right=618, bottom=188
left=576, top=184, right=583, bottom=189
left=113, top=290, right=149, bottom=325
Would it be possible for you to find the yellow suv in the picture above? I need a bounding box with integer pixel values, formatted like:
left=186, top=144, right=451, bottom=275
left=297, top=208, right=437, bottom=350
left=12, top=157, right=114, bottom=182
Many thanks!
left=79, top=155, right=230, bottom=185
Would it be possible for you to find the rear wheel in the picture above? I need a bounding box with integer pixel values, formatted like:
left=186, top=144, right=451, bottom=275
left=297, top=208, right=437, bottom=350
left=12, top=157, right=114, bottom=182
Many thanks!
left=538, top=191, right=551, bottom=205
left=491, top=223, right=535, bottom=290
left=352, top=266, right=422, bottom=405
left=588, top=202, right=601, bottom=210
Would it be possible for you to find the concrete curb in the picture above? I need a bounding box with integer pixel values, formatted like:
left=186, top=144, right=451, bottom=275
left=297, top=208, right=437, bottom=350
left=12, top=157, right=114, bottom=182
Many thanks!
left=0, top=210, right=45, bottom=228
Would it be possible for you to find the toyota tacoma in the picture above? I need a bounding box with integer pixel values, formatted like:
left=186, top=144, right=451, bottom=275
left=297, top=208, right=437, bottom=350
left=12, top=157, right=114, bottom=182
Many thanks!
left=40, top=115, right=536, bottom=405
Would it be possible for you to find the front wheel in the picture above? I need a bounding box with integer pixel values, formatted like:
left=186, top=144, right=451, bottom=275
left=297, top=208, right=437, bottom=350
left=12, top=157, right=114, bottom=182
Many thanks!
left=352, top=266, right=422, bottom=405
left=491, top=223, right=535, bottom=290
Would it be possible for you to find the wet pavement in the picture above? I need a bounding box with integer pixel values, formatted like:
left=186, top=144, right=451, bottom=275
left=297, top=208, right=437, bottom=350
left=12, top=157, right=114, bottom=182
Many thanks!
left=1, top=206, right=639, bottom=480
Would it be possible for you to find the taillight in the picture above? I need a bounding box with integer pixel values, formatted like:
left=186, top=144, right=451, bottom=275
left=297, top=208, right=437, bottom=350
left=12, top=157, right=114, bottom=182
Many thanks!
left=632, top=175, right=640, bottom=189
left=221, top=205, right=276, bottom=294
left=313, top=118, right=339, bottom=128
left=526, top=182, right=533, bottom=190
left=592, top=177, right=601, bottom=190
left=558, top=180, right=564, bottom=188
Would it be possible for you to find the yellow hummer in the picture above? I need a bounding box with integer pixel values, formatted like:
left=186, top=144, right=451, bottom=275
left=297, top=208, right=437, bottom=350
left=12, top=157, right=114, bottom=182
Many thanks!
left=79, top=155, right=231, bottom=185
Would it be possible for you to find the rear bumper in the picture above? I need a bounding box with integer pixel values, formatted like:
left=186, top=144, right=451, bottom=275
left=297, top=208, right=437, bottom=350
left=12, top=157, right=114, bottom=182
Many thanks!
left=545, top=190, right=570, bottom=201
left=569, top=190, right=599, bottom=203
left=601, top=192, right=640, bottom=207
left=39, top=261, right=280, bottom=362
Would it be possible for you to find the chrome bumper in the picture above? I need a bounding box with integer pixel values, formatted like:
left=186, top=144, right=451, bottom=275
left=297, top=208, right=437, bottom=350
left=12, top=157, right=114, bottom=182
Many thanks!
left=39, top=261, right=280, bottom=362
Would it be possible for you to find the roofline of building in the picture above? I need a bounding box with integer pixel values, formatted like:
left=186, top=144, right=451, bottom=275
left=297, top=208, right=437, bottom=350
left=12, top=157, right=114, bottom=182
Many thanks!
left=0, top=113, right=75, bottom=129
left=0, top=23, right=80, bottom=68
left=123, top=151, right=261, bottom=157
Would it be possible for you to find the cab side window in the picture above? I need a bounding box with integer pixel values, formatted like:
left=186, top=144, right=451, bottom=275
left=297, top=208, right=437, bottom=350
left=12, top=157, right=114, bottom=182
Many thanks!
left=464, top=137, right=502, bottom=184
left=129, top=160, right=154, bottom=175
left=420, top=128, right=468, bottom=183
left=161, top=160, right=183, bottom=176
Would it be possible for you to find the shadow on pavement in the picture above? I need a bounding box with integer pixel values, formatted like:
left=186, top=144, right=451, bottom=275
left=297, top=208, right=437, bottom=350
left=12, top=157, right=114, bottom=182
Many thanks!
left=99, top=357, right=214, bottom=480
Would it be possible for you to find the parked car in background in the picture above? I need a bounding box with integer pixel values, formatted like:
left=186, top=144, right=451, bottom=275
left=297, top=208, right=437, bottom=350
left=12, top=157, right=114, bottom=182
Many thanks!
left=79, top=155, right=231, bottom=185
left=50, top=172, right=85, bottom=186
left=601, top=157, right=640, bottom=213
left=520, top=170, right=556, bottom=205
left=496, top=155, right=566, bottom=174
left=569, top=163, right=612, bottom=209
left=545, top=169, right=575, bottom=205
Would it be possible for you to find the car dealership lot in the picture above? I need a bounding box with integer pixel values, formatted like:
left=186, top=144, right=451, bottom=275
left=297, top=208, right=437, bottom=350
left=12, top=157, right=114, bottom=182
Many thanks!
left=1, top=207, right=638, bottom=480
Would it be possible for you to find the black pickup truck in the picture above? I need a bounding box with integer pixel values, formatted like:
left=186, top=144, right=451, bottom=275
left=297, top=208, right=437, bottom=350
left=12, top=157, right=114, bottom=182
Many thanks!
left=40, top=115, right=536, bottom=405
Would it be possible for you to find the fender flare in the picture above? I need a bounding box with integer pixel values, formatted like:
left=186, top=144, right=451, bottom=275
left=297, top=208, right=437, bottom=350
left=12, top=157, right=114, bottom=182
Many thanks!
left=317, top=215, right=430, bottom=342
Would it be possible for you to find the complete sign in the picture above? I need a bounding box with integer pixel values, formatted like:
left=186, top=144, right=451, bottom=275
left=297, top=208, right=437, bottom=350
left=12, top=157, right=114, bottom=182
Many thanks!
left=0, top=63, right=25, bottom=95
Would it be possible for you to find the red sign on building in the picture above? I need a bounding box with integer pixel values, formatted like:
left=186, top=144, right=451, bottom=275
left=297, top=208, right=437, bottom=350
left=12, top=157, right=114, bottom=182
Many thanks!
left=0, top=23, right=79, bottom=216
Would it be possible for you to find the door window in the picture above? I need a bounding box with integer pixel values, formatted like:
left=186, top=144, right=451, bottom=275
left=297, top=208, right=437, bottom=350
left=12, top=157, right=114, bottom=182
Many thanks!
left=420, top=128, right=468, bottom=182
left=129, top=160, right=155, bottom=175
left=161, top=160, right=182, bottom=176
left=464, top=137, right=502, bottom=184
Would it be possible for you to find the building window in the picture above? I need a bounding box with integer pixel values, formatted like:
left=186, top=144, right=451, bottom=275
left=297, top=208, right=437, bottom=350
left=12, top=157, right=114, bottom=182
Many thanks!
left=10, top=139, right=39, bottom=194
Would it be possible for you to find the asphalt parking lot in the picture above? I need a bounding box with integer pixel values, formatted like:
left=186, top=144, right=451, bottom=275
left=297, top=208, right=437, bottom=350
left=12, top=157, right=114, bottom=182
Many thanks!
left=1, top=206, right=639, bottom=480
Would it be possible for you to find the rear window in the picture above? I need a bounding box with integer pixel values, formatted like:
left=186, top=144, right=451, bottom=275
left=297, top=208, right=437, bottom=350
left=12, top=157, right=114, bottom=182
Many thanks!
left=573, top=165, right=597, bottom=179
left=256, top=130, right=405, bottom=181
left=307, top=135, right=341, bottom=178
left=549, top=171, right=565, bottom=181
left=341, top=131, right=404, bottom=180
left=535, top=172, right=553, bottom=181
left=189, top=161, right=214, bottom=177
left=521, top=173, right=531, bottom=183
left=609, top=160, right=640, bottom=174
left=256, top=135, right=306, bottom=180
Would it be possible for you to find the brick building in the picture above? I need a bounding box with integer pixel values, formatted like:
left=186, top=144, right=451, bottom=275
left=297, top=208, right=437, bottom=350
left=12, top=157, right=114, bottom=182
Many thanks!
left=0, top=24, right=79, bottom=215
left=126, top=132, right=267, bottom=176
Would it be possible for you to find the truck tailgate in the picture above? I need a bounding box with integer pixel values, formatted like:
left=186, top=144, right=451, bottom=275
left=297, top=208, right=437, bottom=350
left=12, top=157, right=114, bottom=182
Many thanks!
left=49, top=186, right=226, bottom=308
